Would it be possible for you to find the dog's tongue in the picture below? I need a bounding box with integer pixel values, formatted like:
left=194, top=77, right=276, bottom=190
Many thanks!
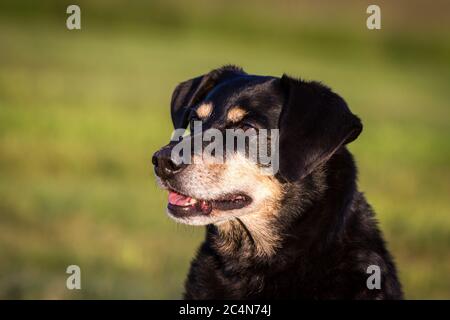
left=168, top=191, right=212, bottom=214
left=168, top=191, right=194, bottom=207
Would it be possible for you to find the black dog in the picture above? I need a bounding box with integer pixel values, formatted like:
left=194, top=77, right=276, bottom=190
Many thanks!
left=153, top=65, right=403, bottom=299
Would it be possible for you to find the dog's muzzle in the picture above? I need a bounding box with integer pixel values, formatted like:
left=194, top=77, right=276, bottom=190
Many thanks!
left=152, top=146, right=186, bottom=180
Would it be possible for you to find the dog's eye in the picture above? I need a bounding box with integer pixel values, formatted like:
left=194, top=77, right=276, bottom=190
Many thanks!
left=240, top=123, right=256, bottom=132
left=188, top=108, right=200, bottom=122
left=190, top=112, right=199, bottom=120
left=189, top=112, right=199, bottom=122
left=189, top=115, right=201, bottom=132
left=189, top=117, right=198, bottom=125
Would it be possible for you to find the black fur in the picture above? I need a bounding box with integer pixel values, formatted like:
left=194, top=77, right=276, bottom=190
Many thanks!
left=159, top=66, right=403, bottom=299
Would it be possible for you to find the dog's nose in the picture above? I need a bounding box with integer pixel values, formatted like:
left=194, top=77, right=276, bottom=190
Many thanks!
left=152, top=147, right=186, bottom=179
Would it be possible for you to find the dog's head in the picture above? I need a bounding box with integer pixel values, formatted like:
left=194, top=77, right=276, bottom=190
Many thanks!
left=153, top=66, right=362, bottom=227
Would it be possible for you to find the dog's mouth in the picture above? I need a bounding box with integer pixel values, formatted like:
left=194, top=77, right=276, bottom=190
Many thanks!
left=167, top=189, right=252, bottom=218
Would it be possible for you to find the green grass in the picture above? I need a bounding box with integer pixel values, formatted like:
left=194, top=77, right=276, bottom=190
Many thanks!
left=0, top=1, right=449, bottom=299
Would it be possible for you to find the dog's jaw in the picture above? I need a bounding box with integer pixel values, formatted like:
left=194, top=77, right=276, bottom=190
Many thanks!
left=156, top=153, right=284, bottom=227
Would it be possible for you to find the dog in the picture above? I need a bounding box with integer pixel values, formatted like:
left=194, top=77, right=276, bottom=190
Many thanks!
left=152, top=65, right=403, bottom=299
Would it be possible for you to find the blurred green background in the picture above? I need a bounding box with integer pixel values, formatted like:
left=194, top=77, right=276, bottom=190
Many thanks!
left=0, top=0, right=449, bottom=299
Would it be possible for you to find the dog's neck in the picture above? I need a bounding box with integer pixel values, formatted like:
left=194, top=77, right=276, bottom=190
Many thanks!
left=211, top=213, right=282, bottom=259
left=206, top=148, right=358, bottom=268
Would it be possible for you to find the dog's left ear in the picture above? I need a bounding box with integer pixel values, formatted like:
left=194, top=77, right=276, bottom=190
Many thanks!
left=278, top=75, right=363, bottom=181
left=170, top=65, right=245, bottom=129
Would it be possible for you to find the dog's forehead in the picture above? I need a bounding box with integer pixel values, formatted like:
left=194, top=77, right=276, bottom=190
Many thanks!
left=199, top=75, right=282, bottom=124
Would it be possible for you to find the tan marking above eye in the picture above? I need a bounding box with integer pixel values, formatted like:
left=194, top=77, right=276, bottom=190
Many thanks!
left=196, top=102, right=213, bottom=119
left=227, top=106, right=247, bottom=123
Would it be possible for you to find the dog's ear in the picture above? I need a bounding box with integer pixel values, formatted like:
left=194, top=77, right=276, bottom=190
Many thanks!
left=170, top=65, right=245, bottom=129
left=278, top=75, right=362, bottom=181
